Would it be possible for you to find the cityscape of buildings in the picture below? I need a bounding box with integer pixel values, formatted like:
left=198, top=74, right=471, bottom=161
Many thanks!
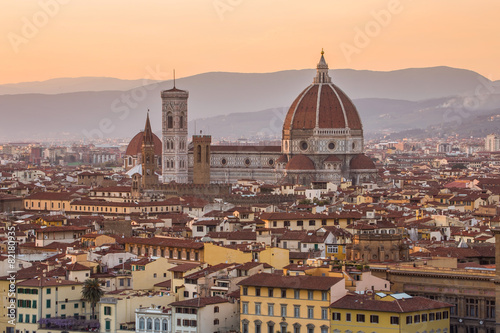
left=1, top=52, right=500, bottom=333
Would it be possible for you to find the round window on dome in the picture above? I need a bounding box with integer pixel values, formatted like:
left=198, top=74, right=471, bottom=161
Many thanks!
left=221, top=158, right=227, bottom=165
left=268, top=159, right=274, bottom=166
left=244, top=158, right=251, bottom=166
left=300, top=141, right=308, bottom=151
left=328, top=142, right=336, bottom=150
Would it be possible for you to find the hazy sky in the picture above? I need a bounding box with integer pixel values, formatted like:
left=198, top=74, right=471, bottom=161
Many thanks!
left=1, top=0, right=499, bottom=84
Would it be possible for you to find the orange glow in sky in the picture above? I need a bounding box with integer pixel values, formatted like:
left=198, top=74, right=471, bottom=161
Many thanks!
left=1, top=0, right=499, bottom=84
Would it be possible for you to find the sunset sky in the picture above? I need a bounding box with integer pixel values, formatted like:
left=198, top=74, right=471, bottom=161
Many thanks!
left=1, top=0, right=499, bottom=84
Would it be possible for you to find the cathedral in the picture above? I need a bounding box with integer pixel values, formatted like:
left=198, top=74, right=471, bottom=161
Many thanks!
left=125, top=51, right=377, bottom=186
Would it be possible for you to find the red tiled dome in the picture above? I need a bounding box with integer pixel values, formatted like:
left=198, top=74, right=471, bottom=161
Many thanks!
left=283, top=83, right=362, bottom=131
left=350, top=154, right=376, bottom=170
left=286, top=155, right=315, bottom=170
left=125, top=132, right=162, bottom=156
left=283, top=52, right=362, bottom=132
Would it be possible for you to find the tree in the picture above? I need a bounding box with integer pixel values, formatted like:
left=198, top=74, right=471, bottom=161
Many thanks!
left=81, top=278, right=104, bottom=320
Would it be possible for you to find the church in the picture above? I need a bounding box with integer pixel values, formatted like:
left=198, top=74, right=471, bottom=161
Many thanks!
left=125, top=51, right=377, bottom=186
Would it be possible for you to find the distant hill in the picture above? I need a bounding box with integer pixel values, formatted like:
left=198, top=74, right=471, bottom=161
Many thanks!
left=188, top=94, right=500, bottom=140
left=0, top=67, right=499, bottom=141
left=382, top=109, right=500, bottom=140
left=0, top=77, right=162, bottom=95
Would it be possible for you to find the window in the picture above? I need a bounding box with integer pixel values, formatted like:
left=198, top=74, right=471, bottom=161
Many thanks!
left=443, top=310, right=449, bottom=319
left=242, top=302, right=248, bottom=314
left=307, top=306, right=314, bottom=319
left=406, top=315, right=413, bottom=324
left=422, top=313, right=428, bottom=322
left=19, top=314, right=23, bottom=323
left=104, top=306, right=111, bottom=315
left=321, top=291, right=328, bottom=301
left=46, top=299, right=51, bottom=308
left=429, top=312, right=435, bottom=321
left=390, top=316, right=399, bottom=325
left=61, top=304, right=66, bottom=310
left=154, top=319, right=160, bottom=331
left=436, top=312, right=442, bottom=320
left=308, top=290, right=314, bottom=300
left=281, top=289, right=287, bottom=298
left=321, top=307, right=328, bottom=320
left=486, top=301, right=495, bottom=319
left=309, top=220, right=316, bottom=226
left=255, top=288, right=261, bottom=296
left=268, top=303, right=274, bottom=316
left=332, top=312, right=341, bottom=321
left=281, top=304, right=287, bottom=317
left=294, top=290, right=300, bottom=299
left=46, top=288, right=51, bottom=294
left=414, top=314, right=420, bottom=323
left=214, top=306, right=219, bottom=313
left=139, top=318, right=145, bottom=330
left=327, top=245, right=338, bottom=253
left=255, top=303, right=261, bottom=315
left=357, top=314, right=365, bottom=322
left=243, top=287, right=248, bottom=296
left=346, top=313, right=351, bottom=322
left=370, top=315, right=379, bottom=323
left=74, top=303, right=79, bottom=309
left=214, top=319, right=219, bottom=325
left=268, top=288, right=274, bottom=297
left=267, top=322, right=274, bottom=333
left=167, top=114, right=173, bottom=128
left=105, top=320, right=111, bottom=331
left=294, top=305, right=300, bottom=318
left=466, top=298, right=479, bottom=318
left=297, top=221, right=303, bottom=226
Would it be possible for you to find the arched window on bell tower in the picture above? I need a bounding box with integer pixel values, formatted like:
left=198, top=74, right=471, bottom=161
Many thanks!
left=197, top=145, right=202, bottom=163
left=167, top=113, right=173, bottom=129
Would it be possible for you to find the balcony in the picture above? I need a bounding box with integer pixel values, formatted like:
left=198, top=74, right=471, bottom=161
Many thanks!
left=38, top=316, right=100, bottom=332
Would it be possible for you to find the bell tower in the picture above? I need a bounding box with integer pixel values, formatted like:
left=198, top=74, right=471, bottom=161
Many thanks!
left=141, top=111, right=158, bottom=188
left=192, top=134, right=211, bottom=184
left=161, top=77, right=188, bottom=183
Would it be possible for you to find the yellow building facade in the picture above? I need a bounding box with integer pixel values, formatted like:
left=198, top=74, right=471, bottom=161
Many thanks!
left=238, top=273, right=345, bottom=333
left=330, top=293, right=451, bottom=333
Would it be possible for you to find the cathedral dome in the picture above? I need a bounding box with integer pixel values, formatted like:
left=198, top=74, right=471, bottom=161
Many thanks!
left=125, top=132, right=162, bottom=156
left=285, top=155, right=315, bottom=170
left=283, top=52, right=362, bottom=132
left=350, top=154, right=376, bottom=170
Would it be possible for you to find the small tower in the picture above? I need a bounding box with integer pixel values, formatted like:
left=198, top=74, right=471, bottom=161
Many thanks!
left=161, top=76, right=188, bottom=183
left=141, top=111, right=158, bottom=188
left=192, top=134, right=211, bottom=184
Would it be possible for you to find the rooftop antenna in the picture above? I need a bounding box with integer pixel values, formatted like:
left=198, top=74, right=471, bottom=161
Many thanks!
left=173, top=69, right=176, bottom=88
